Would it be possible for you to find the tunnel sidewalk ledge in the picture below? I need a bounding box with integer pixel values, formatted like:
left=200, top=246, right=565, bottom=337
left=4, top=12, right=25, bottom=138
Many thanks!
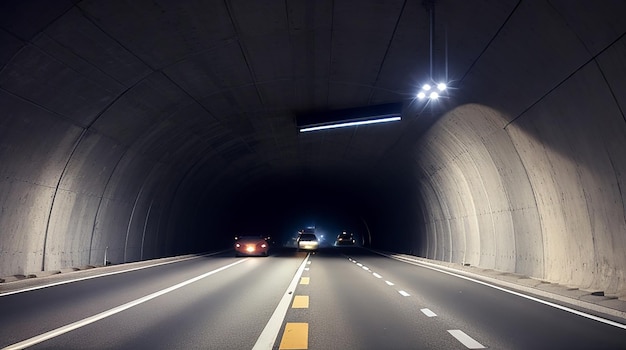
left=375, top=251, right=626, bottom=323
left=0, top=251, right=228, bottom=295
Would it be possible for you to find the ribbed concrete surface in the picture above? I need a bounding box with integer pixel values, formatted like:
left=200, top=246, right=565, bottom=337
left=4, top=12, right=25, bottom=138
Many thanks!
left=0, top=1, right=625, bottom=298
left=415, top=22, right=626, bottom=292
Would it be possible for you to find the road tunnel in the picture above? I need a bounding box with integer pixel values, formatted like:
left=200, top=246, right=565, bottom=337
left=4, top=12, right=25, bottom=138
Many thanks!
left=0, top=0, right=625, bottom=297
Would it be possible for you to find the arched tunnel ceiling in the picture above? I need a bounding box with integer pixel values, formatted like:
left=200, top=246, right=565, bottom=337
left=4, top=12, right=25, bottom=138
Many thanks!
left=1, top=0, right=626, bottom=293
left=0, top=0, right=518, bottom=190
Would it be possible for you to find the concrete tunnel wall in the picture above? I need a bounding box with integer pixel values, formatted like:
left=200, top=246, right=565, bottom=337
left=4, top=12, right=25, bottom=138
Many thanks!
left=412, top=1, right=626, bottom=294
left=0, top=0, right=625, bottom=299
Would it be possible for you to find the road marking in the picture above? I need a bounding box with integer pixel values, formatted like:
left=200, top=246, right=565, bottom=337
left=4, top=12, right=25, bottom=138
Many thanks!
left=300, top=277, right=310, bottom=285
left=447, top=330, right=486, bottom=349
left=385, top=280, right=394, bottom=286
left=307, top=261, right=311, bottom=265
left=398, top=290, right=410, bottom=297
left=361, top=266, right=370, bottom=271
left=253, top=254, right=310, bottom=350
left=420, top=308, right=437, bottom=317
left=356, top=263, right=363, bottom=267
left=279, top=323, right=308, bottom=349
left=2, top=259, right=248, bottom=350
left=372, top=273, right=382, bottom=278
left=377, top=251, right=626, bottom=330
left=292, top=295, right=309, bottom=308
left=304, top=267, right=309, bottom=271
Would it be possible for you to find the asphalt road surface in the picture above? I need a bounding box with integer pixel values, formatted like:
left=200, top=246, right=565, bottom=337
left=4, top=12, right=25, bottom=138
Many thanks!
left=1, top=247, right=625, bottom=349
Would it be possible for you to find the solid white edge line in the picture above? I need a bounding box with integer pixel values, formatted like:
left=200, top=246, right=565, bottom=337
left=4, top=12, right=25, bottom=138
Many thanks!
left=0, top=251, right=228, bottom=297
left=447, top=330, right=486, bottom=349
left=2, top=259, right=248, bottom=350
left=373, top=250, right=626, bottom=330
left=252, top=253, right=310, bottom=350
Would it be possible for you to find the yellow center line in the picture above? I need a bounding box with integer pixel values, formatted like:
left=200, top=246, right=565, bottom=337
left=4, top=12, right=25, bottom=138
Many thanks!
left=292, top=295, right=309, bottom=308
left=279, top=322, right=308, bottom=349
left=300, top=277, right=310, bottom=285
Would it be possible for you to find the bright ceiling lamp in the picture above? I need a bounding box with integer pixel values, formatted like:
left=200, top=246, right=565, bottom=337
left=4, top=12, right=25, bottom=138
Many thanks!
left=417, top=82, right=446, bottom=100
left=297, top=102, right=403, bottom=133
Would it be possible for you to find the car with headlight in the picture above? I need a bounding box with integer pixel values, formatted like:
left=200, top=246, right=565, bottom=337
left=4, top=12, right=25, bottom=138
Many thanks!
left=297, top=233, right=319, bottom=251
left=234, top=235, right=270, bottom=256
left=335, top=231, right=355, bottom=246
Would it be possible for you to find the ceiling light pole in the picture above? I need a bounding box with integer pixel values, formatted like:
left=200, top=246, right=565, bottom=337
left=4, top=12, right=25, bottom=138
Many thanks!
left=417, top=0, right=448, bottom=103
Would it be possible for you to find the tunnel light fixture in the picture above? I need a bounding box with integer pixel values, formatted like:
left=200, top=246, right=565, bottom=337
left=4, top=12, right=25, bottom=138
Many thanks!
left=297, top=102, right=403, bottom=133
left=299, top=116, right=400, bottom=132
left=417, top=82, right=447, bottom=100
left=415, top=1, right=453, bottom=104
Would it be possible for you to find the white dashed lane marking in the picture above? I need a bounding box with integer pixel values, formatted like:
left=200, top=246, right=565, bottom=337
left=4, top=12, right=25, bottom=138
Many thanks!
left=347, top=256, right=489, bottom=349
left=447, top=330, right=486, bottom=349
left=420, top=308, right=437, bottom=317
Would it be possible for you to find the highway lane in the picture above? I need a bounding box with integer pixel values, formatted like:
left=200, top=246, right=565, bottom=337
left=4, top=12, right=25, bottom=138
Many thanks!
left=286, top=248, right=626, bottom=349
left=0, top=249, right=306, bottom=349
left=2, top=247, right=626, bottom=349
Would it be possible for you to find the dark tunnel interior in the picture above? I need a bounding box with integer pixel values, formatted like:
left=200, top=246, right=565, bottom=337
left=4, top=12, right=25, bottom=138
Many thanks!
left=0, top=0, right=625, bottom=296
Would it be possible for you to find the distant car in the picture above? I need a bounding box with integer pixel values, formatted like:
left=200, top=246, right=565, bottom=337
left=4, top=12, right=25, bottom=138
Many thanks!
left=335, top=231, right=355, bottom=246
left=235, top=236, right=270, bottom=256
left=297, top=233, right=319, bottom=251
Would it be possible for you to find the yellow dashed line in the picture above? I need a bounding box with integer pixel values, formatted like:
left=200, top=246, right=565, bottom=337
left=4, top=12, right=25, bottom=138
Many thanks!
left=279, top=322, right=308, bottom=349
left=300, top=277, right=310, bottom=285
left=292, top=295, right=309, bottom=308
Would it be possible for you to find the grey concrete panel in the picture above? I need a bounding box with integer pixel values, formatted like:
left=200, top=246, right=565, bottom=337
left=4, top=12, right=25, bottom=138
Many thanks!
left=458, top=0, right=591, bottom=120
left=438, top=0, right=520, bottom=82
left=330, top=1, right=404, bottom=84
left=200, top=85, right=263, bottom=119
left=129, top=103, right=216, bottom=164
left=163, top=41, right=253, bottom=99
left=91, top=72, right=193, bottom=146
left=0, top=179, right=54, bottom=276
left=89, top=197, right=133, bottom=265
left=0, top=44, right=119, bottom=126
left=0, top=29, right=23, bottom=69
left=0, top=92, right=82, bottom=188
left=507, top=62, right=626, bottom=293
left=58, top=131, right=124, bottom=195
left=45, top=190, right=101, bottom=269
left=550, top=0, right=626, bottom=55
left=0, top=1, right=73, bottom=41
left=43, top=7, right=153, bottom=87
left=79, top=0, right=235, bottom=69
left=287, top=1, right=332, bottom=106
left=0, top=92, right=83, bottom=276
left=42, top=132, right=125, bottom=270
left=242, top=32, right=292, bottom=82
left=599, top=36, right=626, bottom=118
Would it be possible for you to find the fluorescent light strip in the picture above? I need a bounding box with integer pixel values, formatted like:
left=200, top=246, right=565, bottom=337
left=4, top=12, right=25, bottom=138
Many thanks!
left=299, top=116, right=401, bottom=132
